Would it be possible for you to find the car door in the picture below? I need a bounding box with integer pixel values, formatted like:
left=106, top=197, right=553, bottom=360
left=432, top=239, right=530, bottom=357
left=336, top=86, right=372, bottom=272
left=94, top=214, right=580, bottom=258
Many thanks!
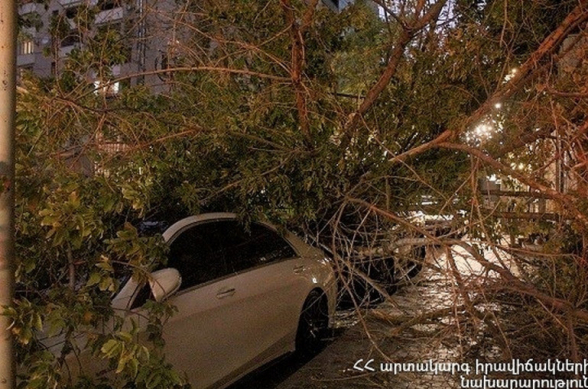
left=155, top=220, right=246, bottom=389
left=215, top=222, right=311, bottom=383
left=171, top=219, right=317, bottom=387
left=126, top=219, right=312, bottom=388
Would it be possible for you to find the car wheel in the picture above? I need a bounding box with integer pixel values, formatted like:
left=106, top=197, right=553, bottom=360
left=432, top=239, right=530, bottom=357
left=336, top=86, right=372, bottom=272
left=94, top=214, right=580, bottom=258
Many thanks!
left=295, top=290, right=328, bottom=359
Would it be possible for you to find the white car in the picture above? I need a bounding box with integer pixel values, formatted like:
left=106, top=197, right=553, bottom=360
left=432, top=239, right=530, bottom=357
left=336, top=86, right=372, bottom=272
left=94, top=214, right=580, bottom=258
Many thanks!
left=111, top=213, right=337, bottom=388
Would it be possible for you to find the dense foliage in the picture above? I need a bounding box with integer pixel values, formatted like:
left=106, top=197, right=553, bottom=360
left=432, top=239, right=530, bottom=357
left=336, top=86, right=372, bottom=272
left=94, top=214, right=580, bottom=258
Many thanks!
left=9, top=0, right=588, bottom=387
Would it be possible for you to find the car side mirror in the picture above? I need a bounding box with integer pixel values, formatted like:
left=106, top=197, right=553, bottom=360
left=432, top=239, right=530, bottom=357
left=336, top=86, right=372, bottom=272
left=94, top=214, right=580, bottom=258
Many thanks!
left=149, top=268, right=182, bottom=302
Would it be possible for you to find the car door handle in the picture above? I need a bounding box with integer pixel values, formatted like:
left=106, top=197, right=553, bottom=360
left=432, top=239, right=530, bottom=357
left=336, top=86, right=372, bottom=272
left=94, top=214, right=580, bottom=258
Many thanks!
left=293, top=265, right=305, bottom=274
left=216, top=287, right=236, bottom=299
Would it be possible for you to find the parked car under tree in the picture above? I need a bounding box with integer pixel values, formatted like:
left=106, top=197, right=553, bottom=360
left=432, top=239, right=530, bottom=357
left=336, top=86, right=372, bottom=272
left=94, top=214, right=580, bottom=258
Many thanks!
left=108, top=213, right=338, bottom=388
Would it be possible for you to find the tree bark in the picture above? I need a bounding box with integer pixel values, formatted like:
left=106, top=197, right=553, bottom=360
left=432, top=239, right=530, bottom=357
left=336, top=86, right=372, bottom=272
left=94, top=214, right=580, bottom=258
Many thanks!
left=280, top=0, right=318, bottom=144
left=339, top=0, right=447, bottom=149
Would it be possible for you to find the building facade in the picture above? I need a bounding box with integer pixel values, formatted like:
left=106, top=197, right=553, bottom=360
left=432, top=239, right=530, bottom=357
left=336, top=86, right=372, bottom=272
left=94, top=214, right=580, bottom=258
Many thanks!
left=17, top=0, right=175, bottom=93
left=17, top=0, right=361, bottom=94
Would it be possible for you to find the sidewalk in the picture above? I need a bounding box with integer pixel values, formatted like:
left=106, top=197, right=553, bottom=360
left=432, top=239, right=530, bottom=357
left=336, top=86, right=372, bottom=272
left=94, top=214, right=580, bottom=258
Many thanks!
left=275, top=261, right=465, bottom=389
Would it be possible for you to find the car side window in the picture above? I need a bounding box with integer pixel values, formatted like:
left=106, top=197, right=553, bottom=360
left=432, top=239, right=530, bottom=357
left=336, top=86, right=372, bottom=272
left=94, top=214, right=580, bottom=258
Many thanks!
left=224, top=222, right=297, bottom=273
left=167, top=222, right=230, bottom=291
left=165, top=220, right=297, bottom=292
left=129, top=219, right=298, bottom=309
left=130, top=283, right=152, bottom=309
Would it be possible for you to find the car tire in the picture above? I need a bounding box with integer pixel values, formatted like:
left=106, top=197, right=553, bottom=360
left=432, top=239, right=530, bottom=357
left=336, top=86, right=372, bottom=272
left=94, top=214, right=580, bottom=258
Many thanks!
left=295, top=290, right=328, bottom=359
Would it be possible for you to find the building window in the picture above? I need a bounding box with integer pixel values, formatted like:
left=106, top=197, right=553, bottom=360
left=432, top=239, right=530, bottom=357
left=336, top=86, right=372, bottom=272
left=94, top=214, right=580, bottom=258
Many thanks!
left=323, top=0, right=340, bottom=10
left=94, top=80, right=120, bottom=96
left=96, top=22, right=123, bottom=38
left=18, top=40, right=34, bottom=55
left=98, top=0, right=122, bottom=11
left=65, top=6, right=79, bottom=20
left=61, top=31, right=81, bottom=47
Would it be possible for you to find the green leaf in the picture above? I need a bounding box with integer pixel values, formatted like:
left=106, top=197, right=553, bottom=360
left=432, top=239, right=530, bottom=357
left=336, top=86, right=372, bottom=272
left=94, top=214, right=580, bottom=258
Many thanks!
left=100, top=339, right=120, bottom=357
left=87, top=272, right=101, bottom=287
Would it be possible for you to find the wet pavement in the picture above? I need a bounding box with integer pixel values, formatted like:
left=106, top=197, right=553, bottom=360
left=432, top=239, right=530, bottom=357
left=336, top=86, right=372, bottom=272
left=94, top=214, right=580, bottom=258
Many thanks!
left=272, top=272, right=463, bottom=389
left=232, top=247, right=475, bottom=389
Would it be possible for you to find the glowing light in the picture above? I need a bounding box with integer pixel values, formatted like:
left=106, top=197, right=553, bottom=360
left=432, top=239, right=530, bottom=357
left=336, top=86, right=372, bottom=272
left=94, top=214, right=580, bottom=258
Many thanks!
left=464, top=119, right=497, bottom=145
left=504, top=68, right=518, bottom=82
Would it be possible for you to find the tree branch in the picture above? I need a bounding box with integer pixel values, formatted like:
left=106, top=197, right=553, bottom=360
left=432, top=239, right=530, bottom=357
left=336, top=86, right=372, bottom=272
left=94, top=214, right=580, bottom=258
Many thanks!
left=546, top=87, right=588, bottom=98
left=370, top=0, right=406, bottom=27
left=280, top=0, right=313, bottom=143
left=381, top=2, right=588, bottom=167
left=78, top=66, right=290, bottom=100
left=341, top=0, right=448, bottom=143
left=462, top=0, right=588, bottom=133
left=438, top=142, right=588, bottom=227
left=388, top=129, right=453, bottom=164
left=344, top=198, right=588, bottom=323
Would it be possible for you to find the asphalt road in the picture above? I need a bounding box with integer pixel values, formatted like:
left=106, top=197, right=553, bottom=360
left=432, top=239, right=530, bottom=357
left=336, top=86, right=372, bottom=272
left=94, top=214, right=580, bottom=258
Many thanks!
left=227, top=353, right=312, bottom=389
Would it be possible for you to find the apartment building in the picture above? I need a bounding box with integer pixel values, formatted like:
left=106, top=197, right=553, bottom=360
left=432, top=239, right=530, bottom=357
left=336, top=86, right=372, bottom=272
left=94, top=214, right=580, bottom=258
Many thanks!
left=17, top=0, right=359, bottom=94
left=322, top=0, right=355, bottom=12
left=17, top=0, right=175, bottom=93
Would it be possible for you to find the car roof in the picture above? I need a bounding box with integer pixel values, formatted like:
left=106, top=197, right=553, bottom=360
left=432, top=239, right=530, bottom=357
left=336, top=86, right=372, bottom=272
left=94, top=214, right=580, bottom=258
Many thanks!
left=162, top=212, right=279, bottom=243
left=161, top=212, right=321, bottom=263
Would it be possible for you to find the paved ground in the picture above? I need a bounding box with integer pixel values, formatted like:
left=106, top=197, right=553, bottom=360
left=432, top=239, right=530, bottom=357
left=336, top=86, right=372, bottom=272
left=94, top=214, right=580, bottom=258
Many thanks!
left=233, top=245, right=500, bottom=389
left=273, top=244, right=502, bottom=389
left=273, top=270, right=462, bottom=388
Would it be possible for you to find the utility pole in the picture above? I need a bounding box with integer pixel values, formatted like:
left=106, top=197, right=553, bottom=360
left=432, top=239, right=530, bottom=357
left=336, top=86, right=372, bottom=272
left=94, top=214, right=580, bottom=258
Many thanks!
left=0, top=1, right=17, bottom=388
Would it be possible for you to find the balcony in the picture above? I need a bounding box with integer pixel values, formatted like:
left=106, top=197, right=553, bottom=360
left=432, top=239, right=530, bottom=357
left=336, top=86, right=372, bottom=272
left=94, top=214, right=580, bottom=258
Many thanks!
left=17, top=40, right=35, bottom=66
left=17, top=54, right=35, bottom=67
left=58, top=0, right=84, bottom=6
left=95, top=7, right=123, bottom=24
left=19, top=3, right=39, bottom=15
